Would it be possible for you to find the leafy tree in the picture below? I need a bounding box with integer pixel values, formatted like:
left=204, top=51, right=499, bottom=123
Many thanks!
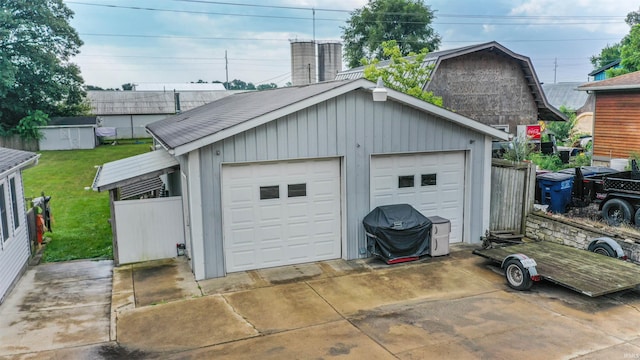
left=121, top=83, right=134, bottom=91
left=85, top=85, right=104, bottom=91
left=362, top=40, right=442, bottom=106
left=341, top=0, right=441, bottom=68
left=626, top=7, right=640, bottom=26
left=592, top=8, right=640, bottom=76
left=590, top=43, right=621, bottom=69
left=15, top=110, right=48, bottom=140
left=0, top=0, right=86, bottom=129
left=546, top=106, right=577, bottom=144
left=620, top=24, right=640, bottom=72
left=223, top=79, right=256, bottom=90
left=256, top=83, right=277, bottom=91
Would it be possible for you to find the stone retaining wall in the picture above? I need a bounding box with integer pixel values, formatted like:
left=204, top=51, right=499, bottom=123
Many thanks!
left=525, top=212, right=640, bottom=262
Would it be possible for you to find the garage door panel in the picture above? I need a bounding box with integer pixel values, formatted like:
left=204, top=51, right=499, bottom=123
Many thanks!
left=223, top=158, right=341, bottom=272
left=371, top=152, right=465, bottom=243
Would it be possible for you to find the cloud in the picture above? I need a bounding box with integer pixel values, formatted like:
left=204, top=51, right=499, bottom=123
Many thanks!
left=509, top=0, right=638, bottom=35
left=483, top=24, right=496, bottom=33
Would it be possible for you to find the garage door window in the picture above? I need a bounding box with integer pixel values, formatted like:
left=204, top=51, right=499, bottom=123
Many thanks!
left=288, top=183, right=306, bottom=197
left=259, top=185, right=279, bottom=200
left=421, top=174, right=437, bottom=186
left=398, top=175, right=415, bottom=188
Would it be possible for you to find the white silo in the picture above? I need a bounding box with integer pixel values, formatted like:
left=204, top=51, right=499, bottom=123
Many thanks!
left=290, top=40, right=316, bottom=86
left=318, top=42, right=342, bottom=82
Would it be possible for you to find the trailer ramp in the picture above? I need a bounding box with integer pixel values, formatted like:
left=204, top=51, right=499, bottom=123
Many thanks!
left=474, top=241, right=640, bottom=297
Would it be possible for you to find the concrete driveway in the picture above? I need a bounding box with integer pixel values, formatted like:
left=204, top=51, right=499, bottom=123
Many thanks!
left=2, top=246, right=640, bottom=359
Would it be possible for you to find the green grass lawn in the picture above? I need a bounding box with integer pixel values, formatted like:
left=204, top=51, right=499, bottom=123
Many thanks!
left=22, top=143, right=150, bottom=262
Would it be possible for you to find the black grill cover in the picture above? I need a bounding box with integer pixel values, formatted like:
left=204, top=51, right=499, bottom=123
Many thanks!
left=363, top=204, right=432, bottom=261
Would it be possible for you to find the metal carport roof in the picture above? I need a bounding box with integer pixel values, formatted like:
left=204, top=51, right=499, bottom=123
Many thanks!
left=92, top=149, right=178, bottom=192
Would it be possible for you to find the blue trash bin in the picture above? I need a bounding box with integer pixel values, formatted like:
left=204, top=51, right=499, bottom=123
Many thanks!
left=537, top=172, right=574, bottom=213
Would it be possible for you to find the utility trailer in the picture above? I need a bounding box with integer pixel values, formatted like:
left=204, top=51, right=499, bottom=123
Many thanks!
left=567, top=161, right=640, bottom=226
left=473, top=240, right=640, bottom=297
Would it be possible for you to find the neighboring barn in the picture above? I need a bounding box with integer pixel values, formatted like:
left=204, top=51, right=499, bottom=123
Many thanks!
left=0, top=147, right=39, bottom=304
left=39, top=116, right=98, bottom=150
left=336, top=41, right=566, bottom=135
left=86, top=90, right=235, bottom=139
left=577, top=71, right=640, bottom=166
left=95, top=79, right=509, bottom=280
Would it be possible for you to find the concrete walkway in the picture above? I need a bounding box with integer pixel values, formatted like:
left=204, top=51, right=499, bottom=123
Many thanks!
left=2, top=246, right=640, bottom=359
left=0, top=260, right=113, bottom=359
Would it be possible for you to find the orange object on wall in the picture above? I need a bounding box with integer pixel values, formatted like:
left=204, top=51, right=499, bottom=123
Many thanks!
left=36, top=214, right=45, bottom=244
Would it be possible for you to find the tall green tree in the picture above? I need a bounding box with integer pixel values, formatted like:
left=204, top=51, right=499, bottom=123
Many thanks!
left=620, top=24, right=640, bottom=72
left=626, top=7, right=640, bottom=26
left=363, top=40, right=442, bottom=106
left=590, top=43, right=621, bottom=69
left=341, top=0, right=441, bottom=68
left=0, top=0, right=87, bottom=128
left=592, top=8, right=640, bottom=76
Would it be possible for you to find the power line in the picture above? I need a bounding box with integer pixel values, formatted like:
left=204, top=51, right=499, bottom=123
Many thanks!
left=78, top=32, right=621, bottom=43
left=67, top=2, right=625, bottom=26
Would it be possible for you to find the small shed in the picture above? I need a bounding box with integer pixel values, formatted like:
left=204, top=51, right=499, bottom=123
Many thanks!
left=39, top=116, right=98, bottom=150
left=92, top=150, right=182, bottom=265
left=0, top=147, right=39, bottom=304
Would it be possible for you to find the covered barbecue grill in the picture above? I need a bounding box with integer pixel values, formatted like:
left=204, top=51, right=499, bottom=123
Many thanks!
left=363, top=204, right=432, bottom=264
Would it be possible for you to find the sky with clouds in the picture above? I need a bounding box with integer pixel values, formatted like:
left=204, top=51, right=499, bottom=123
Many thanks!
left=64, top=0, right=639, bottom=89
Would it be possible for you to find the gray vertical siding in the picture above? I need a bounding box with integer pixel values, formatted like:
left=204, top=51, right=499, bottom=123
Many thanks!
left=197, top=89, right=489, bottom=278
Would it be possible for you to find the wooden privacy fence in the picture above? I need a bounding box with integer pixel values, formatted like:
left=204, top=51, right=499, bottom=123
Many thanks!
left=0, top=136, right=38, bottom=151
left=490, top=158, right=536, bottom=234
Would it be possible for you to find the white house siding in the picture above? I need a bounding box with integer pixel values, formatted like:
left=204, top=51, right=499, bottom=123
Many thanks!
left=194, top=89, right=491, bottom=279
left=0, top=171, right=30, bottom=304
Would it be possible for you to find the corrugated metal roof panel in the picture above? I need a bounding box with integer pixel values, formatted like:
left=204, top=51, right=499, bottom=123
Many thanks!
left=134, top=83, right=226, bottom=91
left=119, top=177, right=164, bottom=199
left=92, top=150, right=178, bottom=191
left=0, top=147, right=38, bottom=175
left=87, top=90, right=236, bottom=115
left=541, top=83, right=589, bottom=111
left=147, top=80, right=356, bottom=150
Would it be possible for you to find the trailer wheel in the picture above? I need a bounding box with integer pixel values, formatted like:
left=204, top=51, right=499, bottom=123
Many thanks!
left=504, top=259, right=533, bottom=291
left=634, top=208, right=640, bottom=225
left=602, top=198, right=633, bottom=226
left=590, top=243, right=616, bottom=258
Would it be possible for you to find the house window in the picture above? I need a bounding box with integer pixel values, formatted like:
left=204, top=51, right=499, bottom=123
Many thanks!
left=421, top=174, right=437, bottom=186
left=288, top=183, right=306, bottom=197
left=260, top=185, right=280, bottom=200
left=398, top=175, right=415, bottom=188
left=0, top=184, right=8, bottom=242
left=9, top=178, right=19, bottom=229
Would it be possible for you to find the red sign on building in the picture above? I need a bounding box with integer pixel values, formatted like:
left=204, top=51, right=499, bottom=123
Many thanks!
left=526, top=125, right=541, bottom=140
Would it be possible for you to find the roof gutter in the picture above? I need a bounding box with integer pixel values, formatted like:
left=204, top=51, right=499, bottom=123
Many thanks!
left=577, top=84, right=640, bottom=92
left=0, top=154, right=40, bottom=179
left=145, top=128, right=175, bottom=155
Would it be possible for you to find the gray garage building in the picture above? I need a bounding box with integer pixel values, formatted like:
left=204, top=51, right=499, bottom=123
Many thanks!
left=101, top=79, right=508, bottom=280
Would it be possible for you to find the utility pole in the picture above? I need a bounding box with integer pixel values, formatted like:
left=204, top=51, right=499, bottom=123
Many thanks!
left=312, top=8, right=316, bottom=42
left=225, top=50, right=229, bottom=90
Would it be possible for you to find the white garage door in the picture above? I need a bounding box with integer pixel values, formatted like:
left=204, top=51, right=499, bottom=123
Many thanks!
left=370, top=151, right=465, bottom=243
left=222, top=158, right=341, bottom=272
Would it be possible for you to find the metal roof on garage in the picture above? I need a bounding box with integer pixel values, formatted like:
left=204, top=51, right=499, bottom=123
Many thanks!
left=0, top=147, right=39, bottom=178
left=92, top=149, right=179, bottom=192
left=146, top=78, right=510, bottom=156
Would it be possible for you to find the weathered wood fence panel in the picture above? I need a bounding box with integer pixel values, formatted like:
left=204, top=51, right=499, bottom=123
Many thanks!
left=0, top=136, right=39, bottom=151
left=490, top=159, right=536, bottom=233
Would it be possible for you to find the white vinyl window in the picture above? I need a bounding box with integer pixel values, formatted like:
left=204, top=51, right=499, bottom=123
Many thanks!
left=0, top=183, right=9, bottom=243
